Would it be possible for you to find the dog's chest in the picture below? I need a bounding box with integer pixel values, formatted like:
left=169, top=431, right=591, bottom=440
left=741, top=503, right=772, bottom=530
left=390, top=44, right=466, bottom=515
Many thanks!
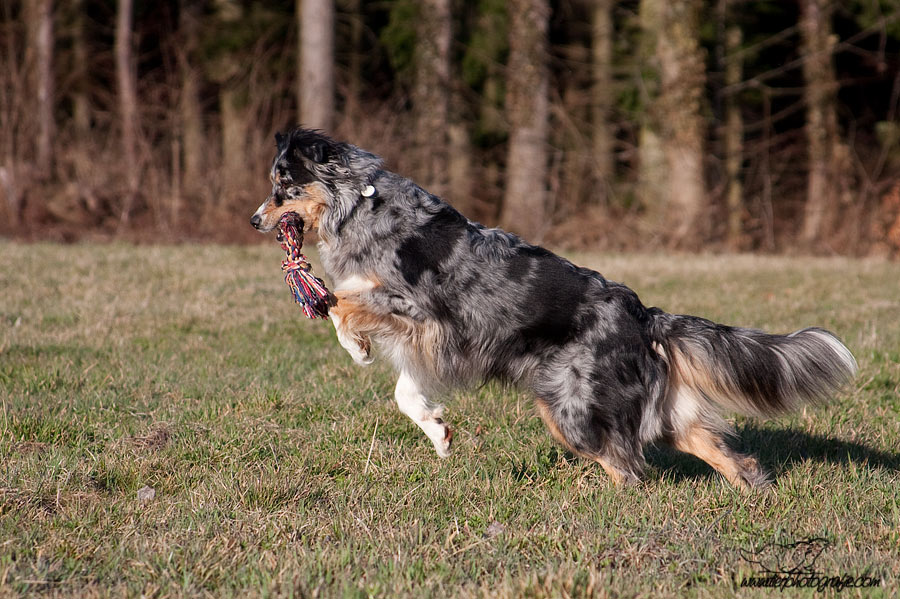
left=332, top=274, right=378, bottom=295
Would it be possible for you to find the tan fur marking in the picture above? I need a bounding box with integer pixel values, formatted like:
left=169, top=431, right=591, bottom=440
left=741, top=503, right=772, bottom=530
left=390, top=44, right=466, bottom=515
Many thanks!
left=329, top=297, right=376, bottom=356
left=595, top=457, right=629, bottom=486
left=670, top=346, right=719, bottom=395
left=535, top=399, right=632, bottom=486
left=535, top=399, right=578, bottom=454
left=672, top=425, right=760, bottom=490
left=330, top=294, right=443, bottom=375
left=259, top=183, right=329, bottom=233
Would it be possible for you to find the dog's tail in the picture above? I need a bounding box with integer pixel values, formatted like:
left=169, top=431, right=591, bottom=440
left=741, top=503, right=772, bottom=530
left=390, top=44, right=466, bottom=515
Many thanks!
left=650, top=311, right=857, bottom=419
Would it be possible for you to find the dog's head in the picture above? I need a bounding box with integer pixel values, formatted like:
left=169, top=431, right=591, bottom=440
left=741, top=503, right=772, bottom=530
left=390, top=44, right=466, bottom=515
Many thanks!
left=250, top=128, right=382, bottom=236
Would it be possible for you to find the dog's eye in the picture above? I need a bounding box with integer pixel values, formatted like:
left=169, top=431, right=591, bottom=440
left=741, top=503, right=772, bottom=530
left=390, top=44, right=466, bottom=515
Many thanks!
left=273, top=190, right=285, bottom=207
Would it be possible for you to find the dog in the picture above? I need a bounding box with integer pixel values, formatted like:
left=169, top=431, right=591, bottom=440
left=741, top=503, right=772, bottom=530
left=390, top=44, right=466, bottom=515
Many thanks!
left=250, top=128, right=857, bottom=490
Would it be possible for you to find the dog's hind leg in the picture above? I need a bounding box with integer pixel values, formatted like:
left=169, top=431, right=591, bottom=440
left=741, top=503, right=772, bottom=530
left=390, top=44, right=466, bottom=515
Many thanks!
left=395, top=371, right=453, bottom=458
left=670, top=421, right=771, bottom=490
left=535, top=397, right=644, bottom=486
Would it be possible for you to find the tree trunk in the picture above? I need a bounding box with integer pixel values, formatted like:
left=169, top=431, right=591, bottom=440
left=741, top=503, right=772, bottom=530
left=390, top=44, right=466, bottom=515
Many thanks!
left=800, top=0, right=852, bottom=247
left=447, top=121, right=471, bottom=212
left=116, top=0, right=139, bottom=223
left=591, top=0, right=615, bottom=203
left=719, top=0, right=743, bottom=249
left=345, top=0, right=363, bottom=122
left=25, top=0, right=54, bottom=170
left=412, top=0, right=452, bottom=198
left=71, top=0, right=90, bottom=134
left=0, top=164, right=19, bottom=226
left=220, top=87, right=247, bottom=201
left=413, top=0, right=451, bottom=198
left=500, top=0, right=550, bottom=242
left=33, top=0, right=54, bottom=171
left=1, top=3, right=22, bottom=224
left=298, top=0, right=334, bottom=131
left=657, top=0, right=707, bottom=245
left=637, top=0, right=667, bottom=223
left=210, top=0, right=248, bottom=206
left=179, top=2, right=204, bottom=199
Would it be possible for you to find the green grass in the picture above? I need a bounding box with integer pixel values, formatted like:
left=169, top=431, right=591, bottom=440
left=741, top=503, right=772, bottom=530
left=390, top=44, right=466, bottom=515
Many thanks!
left=1, top=242, right=898, bottom=598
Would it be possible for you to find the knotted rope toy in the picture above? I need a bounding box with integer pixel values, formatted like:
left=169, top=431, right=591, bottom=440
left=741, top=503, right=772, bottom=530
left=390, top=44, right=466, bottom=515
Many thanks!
left=277, top=212, right=331, bottom=319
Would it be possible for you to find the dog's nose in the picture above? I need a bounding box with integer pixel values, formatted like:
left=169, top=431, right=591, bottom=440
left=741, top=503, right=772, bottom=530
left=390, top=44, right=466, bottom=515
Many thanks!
left=250, top=214, right=262, bottom=229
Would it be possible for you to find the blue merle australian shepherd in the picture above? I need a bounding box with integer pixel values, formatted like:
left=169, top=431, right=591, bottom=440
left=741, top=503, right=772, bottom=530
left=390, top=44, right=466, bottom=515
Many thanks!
left=250, top=128, right=857, bottom=490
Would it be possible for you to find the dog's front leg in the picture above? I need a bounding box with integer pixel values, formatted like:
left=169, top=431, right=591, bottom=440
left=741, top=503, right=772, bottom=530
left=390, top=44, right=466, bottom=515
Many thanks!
left=328, top=278, right=380, bottom=365
left=329, top=310, right=374, bottom=365
left=395, top=371, right=453, bottom=457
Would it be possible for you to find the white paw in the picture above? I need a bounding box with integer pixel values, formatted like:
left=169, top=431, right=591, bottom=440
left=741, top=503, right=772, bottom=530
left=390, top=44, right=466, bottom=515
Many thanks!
left=332, top=313, right=373, bottom=366
left=346, top=342, right=373, bottom=366
left=426, top=421, right=453, bottom=458
left=351, top=348, right=374, bottom=366
left=336, top=331, right=373, bottom=365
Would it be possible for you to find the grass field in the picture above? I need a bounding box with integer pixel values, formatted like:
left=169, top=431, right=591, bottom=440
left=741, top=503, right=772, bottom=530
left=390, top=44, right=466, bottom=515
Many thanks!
left=1, top=241, right=898, bottom=598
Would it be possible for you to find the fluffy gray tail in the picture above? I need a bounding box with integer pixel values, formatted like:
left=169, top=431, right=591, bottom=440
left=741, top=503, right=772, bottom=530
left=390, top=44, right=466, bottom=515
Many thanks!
left=651, top=313, right=858, bottom=417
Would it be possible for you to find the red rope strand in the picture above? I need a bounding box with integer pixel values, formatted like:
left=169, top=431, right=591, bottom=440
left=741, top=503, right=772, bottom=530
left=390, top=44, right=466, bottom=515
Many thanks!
left=278, top=212, right=331, bottom=319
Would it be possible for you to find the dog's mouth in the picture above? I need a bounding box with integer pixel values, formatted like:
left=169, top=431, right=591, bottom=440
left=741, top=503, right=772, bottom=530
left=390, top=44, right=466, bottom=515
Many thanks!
left=276, top=211, right=304, bottom=242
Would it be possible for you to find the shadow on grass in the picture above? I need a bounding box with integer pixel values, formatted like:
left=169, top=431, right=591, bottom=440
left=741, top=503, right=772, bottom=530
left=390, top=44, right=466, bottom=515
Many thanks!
left=646, top=424, right=900, bottom=485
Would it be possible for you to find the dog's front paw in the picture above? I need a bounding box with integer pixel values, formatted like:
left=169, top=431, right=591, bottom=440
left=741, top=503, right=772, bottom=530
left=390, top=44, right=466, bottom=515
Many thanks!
left=332, top=312, right=374, bottom=366
left=336, top=329, right=373, bottom=365
left=346, top=340, right=373, bottom=365
left=350, top=346, right=374, bottom=366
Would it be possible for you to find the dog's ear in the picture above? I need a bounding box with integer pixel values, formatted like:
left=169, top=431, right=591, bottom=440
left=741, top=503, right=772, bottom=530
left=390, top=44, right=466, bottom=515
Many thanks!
left=275, top=131, right=286, bottom=150
left=298, top=139, right=332, bottom=164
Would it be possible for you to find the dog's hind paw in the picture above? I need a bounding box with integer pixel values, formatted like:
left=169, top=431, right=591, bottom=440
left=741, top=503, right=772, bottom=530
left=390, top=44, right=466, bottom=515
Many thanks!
left=430, top=422, right=453, bottom=458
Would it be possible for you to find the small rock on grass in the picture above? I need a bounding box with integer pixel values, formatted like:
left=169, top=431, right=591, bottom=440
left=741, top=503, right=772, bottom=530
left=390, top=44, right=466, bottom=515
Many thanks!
left=137, top=486, right=156, bottom=503
left=484, top=521, right=505, bottom=539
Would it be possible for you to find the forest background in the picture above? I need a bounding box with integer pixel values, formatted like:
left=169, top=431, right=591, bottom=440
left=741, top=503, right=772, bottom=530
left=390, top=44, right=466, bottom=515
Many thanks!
left=2, top=0, right=900, bottom=254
